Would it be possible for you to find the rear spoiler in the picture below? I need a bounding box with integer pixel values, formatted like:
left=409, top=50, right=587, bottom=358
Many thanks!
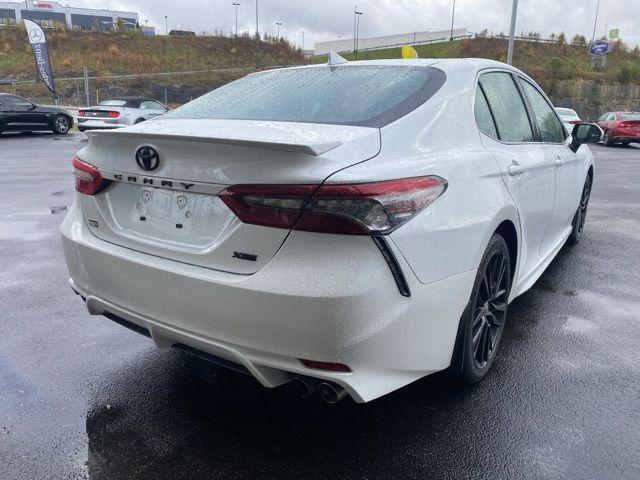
left=86, top=130, right=342, bottom=156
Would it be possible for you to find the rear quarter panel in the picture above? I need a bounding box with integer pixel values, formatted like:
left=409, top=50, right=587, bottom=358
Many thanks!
left=326, top=63, right=519, bottom=285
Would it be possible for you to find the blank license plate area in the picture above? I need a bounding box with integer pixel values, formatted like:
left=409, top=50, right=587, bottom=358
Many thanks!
left=106, top=183, right=235, bottom=250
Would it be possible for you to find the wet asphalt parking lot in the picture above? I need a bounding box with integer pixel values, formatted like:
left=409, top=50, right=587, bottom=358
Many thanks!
left=1, top=132, right=639, bottom=480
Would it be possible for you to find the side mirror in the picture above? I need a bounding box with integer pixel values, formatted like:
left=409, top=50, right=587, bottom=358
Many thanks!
left=570, top=123, right=603, bottom=152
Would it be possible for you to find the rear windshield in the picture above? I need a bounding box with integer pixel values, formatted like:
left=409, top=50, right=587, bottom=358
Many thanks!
left=164, top=65, right=446, bottom=127
left=99, top=100, right=127, bottom=107
left=620, top=112, right=640, bottom=120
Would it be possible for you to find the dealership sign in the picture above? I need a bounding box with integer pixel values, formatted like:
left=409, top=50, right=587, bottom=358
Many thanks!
left=589, top=40, right=610, bottom=57
left=23, top=19, right=57, bottom=98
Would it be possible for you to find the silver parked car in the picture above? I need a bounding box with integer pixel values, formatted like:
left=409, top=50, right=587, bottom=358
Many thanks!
left=555, top=107, right=582, bottom=134
left=77, top=96, right=168, bottom=132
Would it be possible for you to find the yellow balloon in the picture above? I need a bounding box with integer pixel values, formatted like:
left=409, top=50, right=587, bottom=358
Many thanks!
left=401, top=45, right=419, bottom=59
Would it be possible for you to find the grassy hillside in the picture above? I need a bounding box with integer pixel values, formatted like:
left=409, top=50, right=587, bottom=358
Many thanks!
left=314, top=37, right=640, bottom=89
left=0, top=26, right=303, bottom=78
left=0, top=26, right=303, bottom=104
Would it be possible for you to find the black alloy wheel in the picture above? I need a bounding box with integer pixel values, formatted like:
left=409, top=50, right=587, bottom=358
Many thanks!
left=456, top=234, right=511, bottom=384
left=567, top=176, right=592, bottom=246
left=52, top=115, right=70, bottom=134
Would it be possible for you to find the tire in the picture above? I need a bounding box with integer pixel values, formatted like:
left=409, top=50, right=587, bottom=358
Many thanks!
left=134, top=118, right=145, bottom=124
left=78, top=127, right=86, bottom=132
left=621, top=142, right=630, bottom=147
left=602, top=131, right=613, bottom=146
left=52, top=114, right=70, bottom=135
left=567, top=175, right=592, bottom=246
left=454, top=234, right=511, bottom=384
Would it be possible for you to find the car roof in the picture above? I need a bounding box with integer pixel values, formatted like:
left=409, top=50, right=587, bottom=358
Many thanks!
left=101, top=96, right=158, bottom=102
left=271, top=58, right=522, bottom=75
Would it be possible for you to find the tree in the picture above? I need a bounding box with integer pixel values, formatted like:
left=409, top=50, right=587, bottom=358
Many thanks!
left=557, top=32, right=567, bottom=45
left=617, top=63, right=640, bottom=84
left=571, top=34, right=587, bottom=47
left=549, top=57, right=564, bottom=79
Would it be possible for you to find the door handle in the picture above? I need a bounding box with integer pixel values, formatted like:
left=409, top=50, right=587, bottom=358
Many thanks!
left=508, top=164, right=524, bottom=176
left=555, top=155, right=568, bottom=167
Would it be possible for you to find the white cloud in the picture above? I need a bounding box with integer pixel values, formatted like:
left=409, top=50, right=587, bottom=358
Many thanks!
left=71, top=0, right=640, bottom=48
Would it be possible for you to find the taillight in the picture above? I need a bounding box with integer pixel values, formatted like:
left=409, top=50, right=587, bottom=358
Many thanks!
left=78, top=110, right=86, bottom=117
left=569, top=120, right=582, bottom=124
left=72, top=156, right=108, bottom=195
left=219, top=176, right=447, bottom=235
left=107, top=111, right=120, bottom=118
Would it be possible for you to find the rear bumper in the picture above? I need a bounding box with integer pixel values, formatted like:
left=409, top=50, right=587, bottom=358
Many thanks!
left=60, top=200, right=475, bottom=402
left=77, top=119, right=129, bottom=130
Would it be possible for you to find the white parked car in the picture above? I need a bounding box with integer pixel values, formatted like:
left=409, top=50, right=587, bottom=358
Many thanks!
left=77, top=96, right=168, bottom=132
left=555, top=107, right=582, bottom=134
left=61, top=59, right=601, bottom=403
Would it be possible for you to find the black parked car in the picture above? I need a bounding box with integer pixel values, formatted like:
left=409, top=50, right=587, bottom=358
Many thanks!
left=0, top=93, right=73, bottom=135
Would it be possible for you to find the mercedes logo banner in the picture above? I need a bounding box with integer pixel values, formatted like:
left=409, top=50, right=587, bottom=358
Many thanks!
left=23, top=19, right=57, bottom=99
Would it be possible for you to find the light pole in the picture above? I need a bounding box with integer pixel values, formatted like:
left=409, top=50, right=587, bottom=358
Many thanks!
left=506, top=0, right=518, bottom=65
left=233, top=3, right=239, bottom=38
left=353, top=5, right=357, bottom=52
left=164, top=15, right=168, bottom=35
left=591, top=0, right=600, bottom=43
left=276, top=21, right=282, bottom=41
left=354, top=10, right=363, bottom=59
left=255, top=0, right=259, bottom=64
left=449, top=0, right=456, bottom=41
left=302, top=30, right=305, bottom=51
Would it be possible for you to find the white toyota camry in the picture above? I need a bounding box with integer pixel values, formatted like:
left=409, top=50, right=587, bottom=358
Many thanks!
left=61, top=58, right=602, bottom=403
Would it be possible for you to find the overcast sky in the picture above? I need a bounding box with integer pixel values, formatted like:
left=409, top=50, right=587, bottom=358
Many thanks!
left=73, top=0, right=639, bottom=48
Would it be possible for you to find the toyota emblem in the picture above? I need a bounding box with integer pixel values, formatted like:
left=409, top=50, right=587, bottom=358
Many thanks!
left=135, top=146, right=160, bottom=171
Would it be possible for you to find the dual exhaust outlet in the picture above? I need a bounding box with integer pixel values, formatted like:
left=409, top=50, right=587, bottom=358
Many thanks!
left=291, top=377, right=348, bottom=404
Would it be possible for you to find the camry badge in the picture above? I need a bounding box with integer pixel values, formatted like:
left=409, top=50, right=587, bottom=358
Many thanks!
left=135, top=146, right=160, bottom=171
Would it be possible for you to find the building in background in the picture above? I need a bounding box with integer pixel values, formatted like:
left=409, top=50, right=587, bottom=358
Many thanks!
left=140, top=25, right=155, bottom=36
left=0, top=1, right=138, bottom=31
left=314, top=28, right=469, bottom=55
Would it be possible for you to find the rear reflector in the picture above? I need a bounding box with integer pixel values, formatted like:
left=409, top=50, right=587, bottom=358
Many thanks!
left=300, top=359, right=352, bottom=372
left=219, top=176, right=447, bottom=235
left=72, top=156, right=108, bottom=195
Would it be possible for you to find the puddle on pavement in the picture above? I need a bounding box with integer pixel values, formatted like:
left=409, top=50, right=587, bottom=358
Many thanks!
left=563, top=316, right=597, bottom=334
left=0, top=219, right=51, bottom=240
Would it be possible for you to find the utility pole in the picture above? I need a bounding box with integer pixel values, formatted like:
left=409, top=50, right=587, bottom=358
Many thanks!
left=506, top=0, right=518, bottom=65
left=255, top=0, right=259, bottom=64
left=276, top=21, right=282, bottom=41
left=353, top=5, right=357, bottom=52
left=302, top=30, right=305, bottom=51
left=450, top=0, right=456, bottom=41
left=591, top=0, right=600, bottom=43
left=233, top=3, right=239, bottom=38
left=354, top=10, right=362, bottom=59
left=83, top=66, right=89, bottom=107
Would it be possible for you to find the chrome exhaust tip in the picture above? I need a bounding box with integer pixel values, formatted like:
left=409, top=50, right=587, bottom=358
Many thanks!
left=291, top=377, right=318, bottom=398
left=318, top=382, right=347, bottom=404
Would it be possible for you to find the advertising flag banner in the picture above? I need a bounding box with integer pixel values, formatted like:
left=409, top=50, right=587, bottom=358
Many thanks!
left=23, top=19, right=57, bottom=98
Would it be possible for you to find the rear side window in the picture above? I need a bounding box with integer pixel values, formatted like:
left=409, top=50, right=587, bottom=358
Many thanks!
left=519, top=79, right=566, bottom=143
left=140, top=100, right=166, bottom=110
left=474, top=86, right=498, bottom=138
left=620, top=112, right=640, bottom=121
left=479, top=72, right=533, bottom=143
left=164, top=65, right=447, bottom=128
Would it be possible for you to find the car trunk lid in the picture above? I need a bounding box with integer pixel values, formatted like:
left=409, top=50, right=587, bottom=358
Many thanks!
left=76, top=118, right=380, bottom=274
